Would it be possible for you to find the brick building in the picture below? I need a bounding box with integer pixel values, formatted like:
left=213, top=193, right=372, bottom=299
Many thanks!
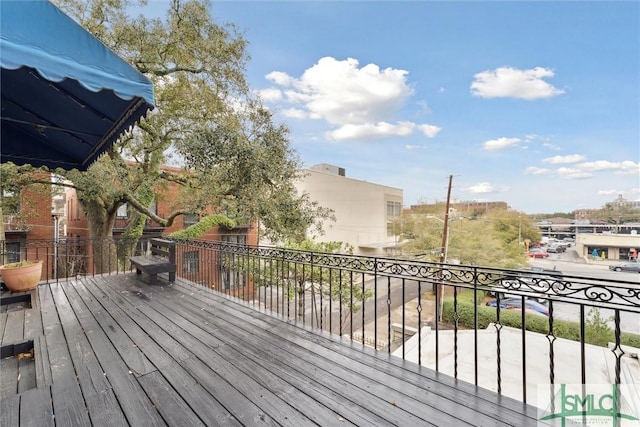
left=64, top=168, right=257, bottom=296
left=1, top=172, right=55, bottom=281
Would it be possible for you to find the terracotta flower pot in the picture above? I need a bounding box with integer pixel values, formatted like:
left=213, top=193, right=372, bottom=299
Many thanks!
left=0, top=260, right=43, bottom=292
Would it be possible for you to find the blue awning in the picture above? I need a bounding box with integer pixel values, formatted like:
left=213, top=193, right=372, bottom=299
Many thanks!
left=0, top=0, right=155, bottom=170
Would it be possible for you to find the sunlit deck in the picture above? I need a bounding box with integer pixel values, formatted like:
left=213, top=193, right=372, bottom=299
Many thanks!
left=0, top=273, right=547, bottom=426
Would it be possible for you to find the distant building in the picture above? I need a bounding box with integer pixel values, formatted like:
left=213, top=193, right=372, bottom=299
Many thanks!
left=575, top=194, right=640, bottom=221
left=294, top=164, right=403, bottom=256
left=576, top=232, right=639, bottom=261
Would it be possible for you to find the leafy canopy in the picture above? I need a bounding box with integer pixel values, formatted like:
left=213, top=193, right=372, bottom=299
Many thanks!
left=6, top=0, right=333, bottom=242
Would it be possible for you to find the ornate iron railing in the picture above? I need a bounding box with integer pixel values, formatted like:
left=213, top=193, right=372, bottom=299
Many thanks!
left=2, top=237, right=639, bottom=406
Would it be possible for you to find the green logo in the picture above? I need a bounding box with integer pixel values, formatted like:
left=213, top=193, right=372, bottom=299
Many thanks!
left=539, top=384, right=639, bottom=426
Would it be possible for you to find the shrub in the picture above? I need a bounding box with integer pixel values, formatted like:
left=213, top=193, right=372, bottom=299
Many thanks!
left=442, top=295, right=640, bottom=349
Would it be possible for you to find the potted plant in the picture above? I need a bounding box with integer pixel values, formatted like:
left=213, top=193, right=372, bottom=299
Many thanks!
left=0, top=260, right=43, bottom=292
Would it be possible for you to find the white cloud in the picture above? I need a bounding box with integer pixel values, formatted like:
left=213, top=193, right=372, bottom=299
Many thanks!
left=578, top=160, right=639, bottom=174
left=557, top=167, right=592, bottom=179
left=405, top=144, right=424, bottom=150
left=416, top=124, right=442, bottom=138
left=465, top=182, right=494, bottom=194
left=265, top=71, right=295, bottom=86
left=281, top=108, right=308, bottom=119
left=542, top=142, right=561, bottom=151
left=262, top=56, right=440, bottom=140
left=326, top=121, right=411, bottom=141
left=257, top=87, right=282, bottom=102
left=470, top=66, right=565, bottom=100
left=482, top=137, right=521, bottom=150
left=525, top=167, right=552, bottom=175
left=543, top=154, right=587, bottom=164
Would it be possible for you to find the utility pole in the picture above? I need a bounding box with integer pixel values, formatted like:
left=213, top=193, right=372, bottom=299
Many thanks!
left=436, top=175, right=453, bottom=322
left=439, top=175, right=453, bottom=265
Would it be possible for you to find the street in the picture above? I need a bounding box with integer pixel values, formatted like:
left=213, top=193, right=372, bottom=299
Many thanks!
left=530, top=249, right=640, bottom=335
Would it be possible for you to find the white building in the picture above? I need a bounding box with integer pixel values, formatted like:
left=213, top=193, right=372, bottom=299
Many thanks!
left=295, top=164, right=403, bottom=256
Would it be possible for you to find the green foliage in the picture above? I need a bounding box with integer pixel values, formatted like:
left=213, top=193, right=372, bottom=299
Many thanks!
left=235, top=239, right=371, bottom=317
left=442, top=293, right=640, bottom=348
left=37, top=0, right=332, bottom=242
left=169, top=215, right=236, bottom=239
left=401, top=209, right=539, bottom=268
left=0, top=164, right=52, bottom=232
left=584, top=308, right=615, bottom=347
left=597, top=199, right=640, bottom=224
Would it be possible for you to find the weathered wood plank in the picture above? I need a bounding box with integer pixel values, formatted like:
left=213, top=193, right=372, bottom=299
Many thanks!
left=69, top=281, right=156, bottom=376
left=23, top=307, right=43, bottom=340
left=0, top=312, right=7, bottom=342
left=101, top=279, right=284, bottom=426
left=107, top=277, right=410, bottom=426
left=159, top=282, right=441, bottom=426
left=62, top=280, right=166, bottom=427
left=48, top=283, right=128, bottom=427
left=37, top=285, right=92, bottom=427
left=136, top=291, right=347, bottom=427
left=139, top=282, right=408, bottom=425
left=34, top=335, right=52, bottom=387
left=0, top=394, right=20, bottom=427
left=88, top=276, right=244, bottom=427
left=176, top=280, right=540, bottom=426
left=17, top=356, right=36, bottom=393
left=0, top=357, right=18, bottom=399
left=3, top=310, right=25, bottom=344
left=9, top=275, right=545, bottom=427
left=19, top=387, right=54, bottom=427
left=137, top=371, right=206, bottom=427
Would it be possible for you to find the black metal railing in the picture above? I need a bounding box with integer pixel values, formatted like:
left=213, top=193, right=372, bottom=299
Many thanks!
left=2, top=237, right=639, bottom=406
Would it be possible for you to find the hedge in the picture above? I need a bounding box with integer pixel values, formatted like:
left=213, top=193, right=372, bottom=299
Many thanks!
left=442, top=296, right=640, bottom=349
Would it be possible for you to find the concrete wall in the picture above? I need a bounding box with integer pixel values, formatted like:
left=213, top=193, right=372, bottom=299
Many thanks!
left=295, top=167, right=403, bottom=256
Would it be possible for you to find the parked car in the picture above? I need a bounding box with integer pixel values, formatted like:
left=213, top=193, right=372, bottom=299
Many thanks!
left=528, top=248, right=549, bottom=258
left=546, top=245, right=565, bottom=253
left=485, top=298, right=550, bottom=317
left=609, top=262, right=640, bottom=273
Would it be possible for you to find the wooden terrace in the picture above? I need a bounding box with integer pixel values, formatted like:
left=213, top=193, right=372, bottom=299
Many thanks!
left=1, top=273, right=545, bottom=426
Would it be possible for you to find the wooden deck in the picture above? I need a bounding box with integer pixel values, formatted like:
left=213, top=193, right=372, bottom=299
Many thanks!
left=1, top=273, right=545, bottom=426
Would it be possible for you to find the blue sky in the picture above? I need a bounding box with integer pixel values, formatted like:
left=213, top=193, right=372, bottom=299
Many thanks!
left=148, top=1, right=639, bottom=214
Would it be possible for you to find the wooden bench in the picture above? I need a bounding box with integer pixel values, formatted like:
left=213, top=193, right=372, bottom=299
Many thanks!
left=129, top=238, right=176, bottom=285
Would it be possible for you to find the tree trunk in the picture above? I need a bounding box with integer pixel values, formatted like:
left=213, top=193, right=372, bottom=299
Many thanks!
left=81, top=199, right=117, bottom=274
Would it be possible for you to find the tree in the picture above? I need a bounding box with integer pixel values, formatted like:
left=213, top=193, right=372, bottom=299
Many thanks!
left=237, top=239, right=372, bottom=334
left=594, top=196, right=640, bottom=227
left=3, top=0, right=332, bottom=270
left=400, top=209, right=540, bottom=268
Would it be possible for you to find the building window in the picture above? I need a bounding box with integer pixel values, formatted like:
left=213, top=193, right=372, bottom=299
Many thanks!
left=149, top=198, right=157, bottom=215
left=182, top=251, right=199, bottom=275
left=183, top=214, right=199, bottom=229
left=116, top=203, right=128, bottom=218
left=3, top=242, right=21, bottom=263
left=221, top=235, right=247, bottom=245
left=387, top=222, right=394, bottom=237
left=387, top=201, right=401, bottom=217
